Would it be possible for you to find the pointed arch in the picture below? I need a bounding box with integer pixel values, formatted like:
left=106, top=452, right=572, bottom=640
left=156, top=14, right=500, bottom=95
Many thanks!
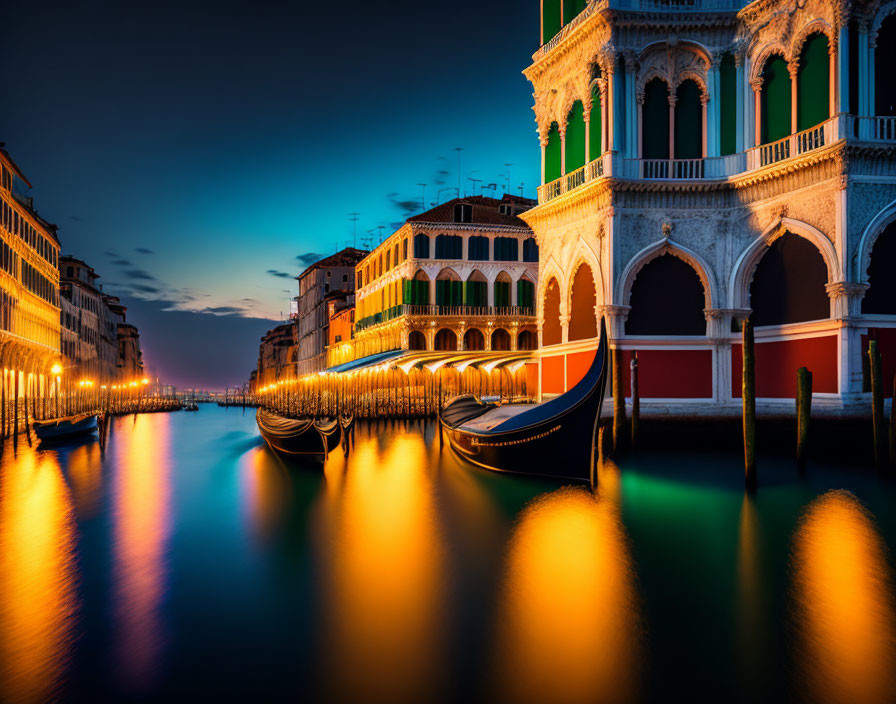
left=618, top=238, right=717, bottom=310
left=729, top=218, right=840, bottom=310
left=856, top=198, right=896, bottom=283
left=542, top=277, right=562, bottom=346
left=494, top=270, right=512, bottom=309
left=568, top=262, right=598, bottom=341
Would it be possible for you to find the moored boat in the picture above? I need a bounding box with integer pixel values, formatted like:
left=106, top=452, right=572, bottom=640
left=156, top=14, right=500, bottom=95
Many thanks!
left=256, top=408, right=341, bottom=462
left=439, top=318, right=609, bottom=482
left=33, top=413, right=99, bottom=443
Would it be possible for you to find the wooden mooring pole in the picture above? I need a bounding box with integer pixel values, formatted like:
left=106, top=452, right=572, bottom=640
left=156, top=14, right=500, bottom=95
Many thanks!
left=796, top=366, right=812, bottom=468
left=612, top=348, right=625, bottom=454
left=630, top=351, right=639, bottom=451
left=743, top=319, right=757, bottom=489
left=868, top=340, right=887, bottom=471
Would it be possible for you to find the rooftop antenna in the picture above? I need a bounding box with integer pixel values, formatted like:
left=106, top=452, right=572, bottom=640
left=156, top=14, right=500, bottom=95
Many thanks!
left=348, top=212, right=360, bottom=248
left=453, top=147, right=464, bottom=198
left=416, top=183, right=427, bottom=213
left=519, top=181, right=525, bottom=196
left=468, top=177, right=481, bottom=196
left=504, top=163, right=513, bottom=192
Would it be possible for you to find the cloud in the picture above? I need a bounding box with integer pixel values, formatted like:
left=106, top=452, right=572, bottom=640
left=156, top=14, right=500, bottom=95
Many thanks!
left=295, top=252, right=323, bottom=266
left=68, top=215, right=84, bottom=222
left=388, top=192, right=421, bottom=219
left=266, top=269, right=293, bottom=279
left=111, top=258, right=133, bottom=266
left=199, top=305, right=245, bottom=316
left=130, top=284, right=160, bottom=294
left=124, top=268, right=157, bottom=281
left=104, top=250, right=120, bottom=258
left=135, top=247, right=155, bottom=254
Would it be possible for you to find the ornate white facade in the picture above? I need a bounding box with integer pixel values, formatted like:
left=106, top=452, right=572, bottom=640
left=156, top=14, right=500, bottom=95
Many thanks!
left=524, top=0, right=896, bottom=414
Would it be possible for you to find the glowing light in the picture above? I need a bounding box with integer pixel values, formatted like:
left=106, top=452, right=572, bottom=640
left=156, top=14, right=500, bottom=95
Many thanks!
left=50, top=364, right=62, bottom=376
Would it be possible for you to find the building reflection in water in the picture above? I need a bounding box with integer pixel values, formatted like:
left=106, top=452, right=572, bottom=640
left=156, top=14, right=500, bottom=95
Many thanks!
left=315, top=426, right=445, bottom=702
left=791, top=490, right=896, bottom=704
left=737, top=493, right=766, bottom=694
left=241, top=445, right=292, bottom=543
left=111, top=414, right=172, bottom=691
left=492, top=460, right=641, bottom=704
left=64, top=441, right=103, bottom=519
left=0, top=446, right=78, bottom=704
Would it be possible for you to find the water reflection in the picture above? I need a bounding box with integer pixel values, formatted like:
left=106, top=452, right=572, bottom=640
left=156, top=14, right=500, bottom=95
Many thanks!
left=315, top=426, right=446, bottom=702
left=64, top=441, right=103, bottom=519
left=111, top=414, right=172, bottom=690
left=492, top=464, right=641, bottom=704
left=241, top=446, right=292, bottom=543
left=737, top=494, right=765, bottom=692
left=791, top=490, right=896, bottom=704
left=0, top=446, right=78, bottom=704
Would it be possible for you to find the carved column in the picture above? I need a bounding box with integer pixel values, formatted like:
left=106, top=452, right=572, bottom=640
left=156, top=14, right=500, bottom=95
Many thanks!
left=624, top=52, right=638, bottom=159
left=668, top=93, right=676, bottom=160
left=510, top=322, right=519, bottom=351
left=826, top=282, right=870, bottom=399
left=829, top=34, right=838, bottom=118
left=701, top=92, right=710, bottom=158
left=596, top=304, right=630, bottom=340
left=584, top=104, right=591, bottom=164
left=735, top=52, right=746, bottom=151
left=559, top=124, right=567, bottom=175
left=837, top=23, right=849, bottom=114
left=637, top=90, right=645, bottom=158
left=540, top=134, right=549, bottom=185
left=788, top=60, right=799, bottom=135
left=751, top=77, right=763, bottom=146
left=858, top=24, right=870, bottom=119
left=484, top=321, right=493, bottom=352
left=706, top=57, right=719, bottom=157
left=704, top=308, right=733, bottom=404
left=869, top=33, right=877, bottom=118
left=559, top=314, right=570, bottom=344
left=611, top=64, right=624, bottom=152
left=826, top=281, right=868, bottom=319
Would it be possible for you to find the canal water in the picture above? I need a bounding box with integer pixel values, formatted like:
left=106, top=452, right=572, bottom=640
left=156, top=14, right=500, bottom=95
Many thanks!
left=1, top=405, right=894, bottom=704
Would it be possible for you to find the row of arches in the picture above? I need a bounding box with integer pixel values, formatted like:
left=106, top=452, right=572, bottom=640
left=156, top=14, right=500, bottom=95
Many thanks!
left=415, top=328, right=537, bottom=352
left=540, top=223, right=896, bottom=343
left=409, top=269, right=536, bottom=309
left=413, top=233, right=539, bottom=262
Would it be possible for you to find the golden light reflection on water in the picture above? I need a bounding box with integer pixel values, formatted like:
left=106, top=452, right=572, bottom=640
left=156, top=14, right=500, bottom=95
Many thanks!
left=0, top=446, right=78, bottom=704
left=112, top=414, right=171, bottom=690
left=317, top=426, right=445, bottom=702
left=65, top=441, right=103, bottom=519
left=791, top=490, right=896, bottom=704
left=738, top=493, right=765, bottom=689
left=492, top=470, right=641, bottom=704
left=241, top=446, right=292, bottom=542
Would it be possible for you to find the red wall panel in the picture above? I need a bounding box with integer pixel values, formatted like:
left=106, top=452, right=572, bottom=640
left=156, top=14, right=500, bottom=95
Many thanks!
left=566, top=349, right=596, bottom=388
left=864, top=328, right=896, bottom=398
left=541, top=355, right=564, bottom=395
left=620, top=349, right=713, bottom=398
left=731, top=335, right=838, bottom=398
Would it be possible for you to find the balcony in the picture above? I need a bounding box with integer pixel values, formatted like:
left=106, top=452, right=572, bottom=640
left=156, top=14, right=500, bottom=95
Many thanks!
left=536, top=114, right=895, bottom=204
left=355, top=304, right=535, bottom=333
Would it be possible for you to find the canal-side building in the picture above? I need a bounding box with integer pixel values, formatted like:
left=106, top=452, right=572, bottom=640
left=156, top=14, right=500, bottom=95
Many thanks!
left=0, top=145, right=62, bottom=402
left=255, top=321, right=298, bottom=389
left=523, top=0, right=896, bottom=414
left=331, top=195, right=540, bottom=366
left=294, top=247, right=367, bottom=374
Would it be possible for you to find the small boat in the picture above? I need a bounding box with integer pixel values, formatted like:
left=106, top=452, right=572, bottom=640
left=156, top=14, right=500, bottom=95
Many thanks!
left=183, top=402, right=199, bottom=412
left=439, top=318, right=609, bottom=483
left=33, top=413, right=99, bottom=443
left=256, top=409, right=341, bottom=462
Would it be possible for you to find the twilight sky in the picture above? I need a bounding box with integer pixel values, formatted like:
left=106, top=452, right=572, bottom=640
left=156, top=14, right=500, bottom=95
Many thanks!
left=0, top=0, right=540, bottom=389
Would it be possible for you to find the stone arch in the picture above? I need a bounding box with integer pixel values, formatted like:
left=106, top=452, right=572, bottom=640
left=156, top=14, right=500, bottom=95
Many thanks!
left=862, top=221, right=896, bottom=314
left=749, top=41, right=790, bottom=84
left=542, top=277, right=562, bottom=346
left=408, top=330, right=427, bottom=351
left=568, top=262, right=598, bottom=341
left=463, top=328, right=485, bottom=351
left=518, top=330, right=537, bottom=351
left=465, top=269, right=488, bottom=307
left=538, top=257, right=566, bottom=317
left=618, top=238, right=716, bottom=310
left=729, top=218, right=840, bottom=310
left=435, top=267, right=463, bottom=307
left=795, top=31, right=830, bottom=132
left=491, top=328, right=511, bottom=351
left=626, top=254, right=708, bottom=335
left=856, top=198, right=896, bottom=283
left=875, top=12, right=896, bottom=116
left=789, top=20, right=835, bottom=63
left=494, top=270, right=512, bottom=308
left=434, top=328, right=457, bottom=351
left=870, top=1, right=896, bottom=46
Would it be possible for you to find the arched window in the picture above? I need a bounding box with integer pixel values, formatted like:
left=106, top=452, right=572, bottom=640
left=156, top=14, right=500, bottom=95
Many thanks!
left=408, top=330, right=427, bottom=350
left=542, top=277, right=562, bottom=345
left=749, top=233, right=829, bottom=326
left=404, top=269, right=429, bottom=306
left=876, top=16, right=896, bottom=116
left=643, top=79, right=671, bottom=159
left=435, top=234, right=462, bottom=259
left=565, top=101, right=586, bottom=173
left=434, top=328, right=457, bottom=351
left=863, top=223, right=896, bottom=313
left=517, top=277, right=535, bottom=310
left=545, top=122, right=561, bottom=183
left=589, top=82, right=602, bottom=160
left=542, top=0, right=561, bottom=45
left=494, top=271, right=512, bottom=308
left=761, top=55, right=791, bottom=143
left=518, top=330, right=537, bottom=350
left=435, top=269, right=463, bottom=307
left=465, top=270, right=487, bottom=307
left=797, top=33, right=830, bottom=132
left=494, top=237, right=519, bottom=261
left=523, top=238, right=539, bottom=262
left=414, top=233, right=430, bottom=259
left=626, top=254, right=706, bottom=335
left=463, top=328, right=485, bottom=351
left=492, top=328, right=511, bottom=351
left=468, top=235, right=489, bottom=260
left=569, top=264, right=597, bottom=341
left=674, top=79, right=703, bottom=159
left=720, top=52, right=737, bottom=155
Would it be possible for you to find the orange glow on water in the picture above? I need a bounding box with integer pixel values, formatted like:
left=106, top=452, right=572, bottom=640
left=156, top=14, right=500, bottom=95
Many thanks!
left=241, top=446, right=291, bottom=542
left=492, top=483, right=641, bottom=704
left=66, top=442, right=103, bottom=519
left=791, top=490, right=896, bottom=704
left=317, top=427, right=445, bottom=702
left=112, top=413, right=171, bottom=689
left=0, top=447, right=78, bottom=704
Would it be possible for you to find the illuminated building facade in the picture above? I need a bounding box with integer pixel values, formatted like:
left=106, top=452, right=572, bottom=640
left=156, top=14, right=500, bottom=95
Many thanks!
left=294, top=247, right=367, bottom=374
left=0, top=146, right=61, bottom=402
left=525, top=0, right=896, bottom=413
left=332, top=196, right=540, bottom=367
left=255, top=321, right=298, bottom=389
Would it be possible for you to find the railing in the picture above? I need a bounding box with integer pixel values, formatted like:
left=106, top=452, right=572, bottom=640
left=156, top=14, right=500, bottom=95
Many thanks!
left=355, top=304, right=536, bottom=332
left=537, top=153, right=609, bottom=203
left=856, top=116, right=896, bottom=141
left=745, top=117, right=839, bottom=169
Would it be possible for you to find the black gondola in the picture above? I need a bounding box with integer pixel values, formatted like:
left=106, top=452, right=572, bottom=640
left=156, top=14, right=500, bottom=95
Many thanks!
left=439, top=318, right=609, bottom=483
left=256, top=408, right=341, bottom=463
left=33, top=413, right=99, bottom=443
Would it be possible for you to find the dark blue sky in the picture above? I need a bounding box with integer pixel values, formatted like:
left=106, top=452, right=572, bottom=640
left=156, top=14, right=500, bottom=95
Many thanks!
left=1, top=0, right=540, bottom=389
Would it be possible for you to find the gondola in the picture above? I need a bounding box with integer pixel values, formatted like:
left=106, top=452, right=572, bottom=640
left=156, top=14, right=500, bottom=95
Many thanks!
left=439, top=318, right=609, bottom=483
left=256, top=408, right=341, bottom=463
left=32, top=413, right=99, bottom=443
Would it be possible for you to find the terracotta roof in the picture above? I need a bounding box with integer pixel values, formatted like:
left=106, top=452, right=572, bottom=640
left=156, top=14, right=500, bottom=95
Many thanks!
left=298, top=247, right=369, bottom=279
left=407, top=196, right=532, bottom=228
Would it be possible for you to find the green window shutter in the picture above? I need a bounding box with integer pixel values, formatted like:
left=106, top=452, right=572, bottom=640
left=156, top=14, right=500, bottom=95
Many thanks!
left=589, top=84, right=602, bottom=160
left=674, top=80, right=703, bottom=159
left=545, top=123, right=561, bottom=183
left=495, top=281, right=510, bottom=308
left=642, top=80, right=670, bottom=159
left=762, top=56, right=791, bottom=143
left=797, top=33, right=830, bottom=132
left=720, top=53, right=737, bottom=156
left=565, top=101, right=586, bottom=173
left=542, top=0, right=561, bottom=44
left=517, top=280, right=534, bottom=309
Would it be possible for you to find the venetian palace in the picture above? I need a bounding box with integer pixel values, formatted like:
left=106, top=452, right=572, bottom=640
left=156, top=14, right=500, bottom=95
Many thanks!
left=523, top=0, right=896, bottom=415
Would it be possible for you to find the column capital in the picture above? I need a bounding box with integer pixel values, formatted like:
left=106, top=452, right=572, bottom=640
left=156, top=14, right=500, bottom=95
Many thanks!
left=749, top=76, right=763, bottom=93
left=827, top=281, right=869, bottom=318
